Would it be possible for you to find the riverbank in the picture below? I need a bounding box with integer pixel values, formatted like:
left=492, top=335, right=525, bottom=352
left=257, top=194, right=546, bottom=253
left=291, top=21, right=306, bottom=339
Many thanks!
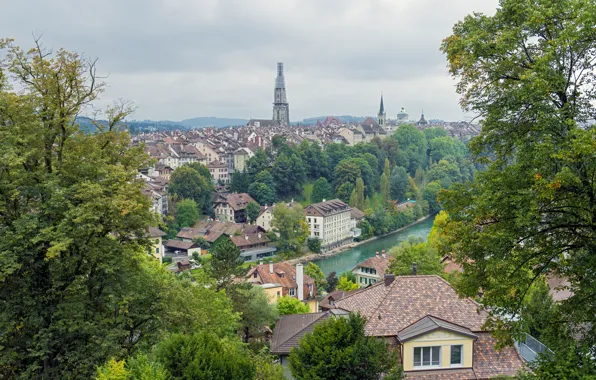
left=284, top=215, right=433, bottom=267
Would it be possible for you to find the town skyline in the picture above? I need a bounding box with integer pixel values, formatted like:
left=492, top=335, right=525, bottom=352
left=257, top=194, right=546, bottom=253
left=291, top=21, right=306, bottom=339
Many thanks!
left=3, top=0, right=500, bottom=122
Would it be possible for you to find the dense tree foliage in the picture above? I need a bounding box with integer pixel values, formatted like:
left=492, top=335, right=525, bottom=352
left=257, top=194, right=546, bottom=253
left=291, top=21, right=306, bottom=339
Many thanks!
left=388, top=236, right=443, bottom=276
left=311, top=177, right=333, bottom=203
left=246, top=201, right=261, bottom=224
left=271, top=203, right=309, bottom=254
left=325, top=272, right=339, bottom=293
left=169, top=164, right=214, bottom=215
left=440, top=0, right=596, bottom=351
left=304, top=262, right=327, bottom=294
left=210, top=236, right=244, bottom=290
left=175, top=198, right=199, bottom=228
left=390, top=166, right=409, bottom=202
left=276, top=296, right=311, bottom=315
left=307, top=237, right=322, bottom=253
left=289, top=313, right=398, bottom=380
left=0, top=39, right=242, bottom=379
left=226, top=283, right=278, bottom=343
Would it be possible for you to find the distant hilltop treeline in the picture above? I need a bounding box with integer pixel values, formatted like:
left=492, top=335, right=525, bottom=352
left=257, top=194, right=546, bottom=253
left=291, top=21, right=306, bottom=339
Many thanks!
left=76, top=115, right=375, bottom=133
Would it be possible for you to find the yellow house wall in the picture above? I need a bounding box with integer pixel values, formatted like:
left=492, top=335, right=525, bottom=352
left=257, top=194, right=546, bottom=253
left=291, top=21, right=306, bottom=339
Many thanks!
left=402, top=329, right=474, bottom=372
left=151, top=237, right=163, bottom=263
left=263, top=286, right=283, bottom=303
left=307, top=299, right=319, bottom=313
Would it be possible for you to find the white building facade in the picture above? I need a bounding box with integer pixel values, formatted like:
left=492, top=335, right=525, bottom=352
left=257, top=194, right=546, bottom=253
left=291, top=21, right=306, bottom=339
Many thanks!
left=305, top=199, right=353, bottom=250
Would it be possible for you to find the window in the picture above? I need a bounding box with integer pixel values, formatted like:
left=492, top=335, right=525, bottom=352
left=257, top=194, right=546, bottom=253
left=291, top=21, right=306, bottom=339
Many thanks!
left=450, top=345, right=463, bottom=366
left=413, top=346, right=441, bottom=368
left=289, top=288, right=296, bottom=296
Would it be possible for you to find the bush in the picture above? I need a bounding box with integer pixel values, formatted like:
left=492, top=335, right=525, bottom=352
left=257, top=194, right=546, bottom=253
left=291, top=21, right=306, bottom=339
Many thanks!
left=307, top=237, right=322, bottom=253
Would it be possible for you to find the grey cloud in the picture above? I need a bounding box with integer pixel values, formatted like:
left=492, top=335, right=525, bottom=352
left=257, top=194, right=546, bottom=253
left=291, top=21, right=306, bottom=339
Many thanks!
left=3, top=0, right=498, bottom=121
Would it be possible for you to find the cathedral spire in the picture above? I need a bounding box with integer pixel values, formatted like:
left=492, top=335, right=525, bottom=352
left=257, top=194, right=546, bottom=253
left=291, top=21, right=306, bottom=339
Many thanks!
left=377, top=92, right=386, bottom=128
left=273, top=62, right=290, bottom=125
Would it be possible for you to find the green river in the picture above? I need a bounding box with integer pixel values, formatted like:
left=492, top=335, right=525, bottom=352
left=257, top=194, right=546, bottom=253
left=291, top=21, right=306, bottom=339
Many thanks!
left=312, top=216, right=436, bottom=275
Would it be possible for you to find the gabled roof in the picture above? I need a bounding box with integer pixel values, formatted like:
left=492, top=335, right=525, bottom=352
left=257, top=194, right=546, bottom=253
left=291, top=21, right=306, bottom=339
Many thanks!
left=350, top=207, right=366, bottom=220
left=176, top=227, right=201, bottom=240
left=165, top=240, right=195, bottom=250
left=246, top=262, right=315, bottom=289
left=334, top=275, right=488, bottom=336
left=270, top=312, right=331, bottom=354
left=214, top=193, right=256, bottom=211
left=397, top=315, right=477, bottom=342
left=230, top=233, right=269, bottom=248
left=148, top=226, right=167, bottom=238
left=352, top=254, right=391, bottom=278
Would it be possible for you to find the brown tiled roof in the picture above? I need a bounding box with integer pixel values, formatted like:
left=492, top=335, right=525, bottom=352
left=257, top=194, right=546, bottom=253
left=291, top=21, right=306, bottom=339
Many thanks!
left=350, top=207, right=366, bottom=220
left=176, top=227, right=201, bottom=240
left=319, top=288, right=366, bottom=310
left=270, top=312, right=331, bottom=354
left=165, top=240, right=195, bottom=250
left=148, top=226, right=167, bottom=238
left=334, top=275, right=488, bottom=336
left=472, top=333, right=524, bottom=379
left=305, top=199, right=350, bottom=217
left=246, top=262, right=315, bottom=289
left=215, top=193, right=256, bottom=211
left=353, top=254, right=391, bottom=278
left=230, top=233, right=269, bottom=248
left=397, top=315, right=477, bottom=342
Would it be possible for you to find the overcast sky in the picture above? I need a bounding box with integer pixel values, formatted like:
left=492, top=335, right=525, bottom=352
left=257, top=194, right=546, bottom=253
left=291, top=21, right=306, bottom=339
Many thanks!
left=3, top=0, right=499, bottom=122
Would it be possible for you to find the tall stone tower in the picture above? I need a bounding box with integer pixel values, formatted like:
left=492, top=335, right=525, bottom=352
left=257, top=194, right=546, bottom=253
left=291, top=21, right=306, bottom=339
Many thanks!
left=273, top=62, right=290, bottom=125
left=377, top=93, right=386, bottom=128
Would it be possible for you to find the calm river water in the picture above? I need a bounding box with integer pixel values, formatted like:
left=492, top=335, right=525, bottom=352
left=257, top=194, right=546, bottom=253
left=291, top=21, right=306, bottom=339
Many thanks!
left=312, top=216, right=436, bottom=275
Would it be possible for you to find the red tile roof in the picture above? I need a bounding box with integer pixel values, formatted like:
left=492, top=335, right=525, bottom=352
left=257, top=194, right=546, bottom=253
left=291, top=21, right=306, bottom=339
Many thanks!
left=246, top=262, right=315, bottom=289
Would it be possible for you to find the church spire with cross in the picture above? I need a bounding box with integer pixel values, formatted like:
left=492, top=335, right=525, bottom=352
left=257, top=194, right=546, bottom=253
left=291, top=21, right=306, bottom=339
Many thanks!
left=377, top=93, right=386, bottom=128
left=272, top=62, right=290, bottom=125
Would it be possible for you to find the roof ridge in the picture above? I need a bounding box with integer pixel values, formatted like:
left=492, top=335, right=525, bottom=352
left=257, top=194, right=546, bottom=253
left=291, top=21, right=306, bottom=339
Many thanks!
left=274, top=312, right=329, bottom=350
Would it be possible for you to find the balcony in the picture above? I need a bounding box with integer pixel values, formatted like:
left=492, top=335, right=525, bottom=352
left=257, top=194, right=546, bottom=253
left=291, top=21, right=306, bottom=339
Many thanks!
left=515, top=333, right=552, bottom=363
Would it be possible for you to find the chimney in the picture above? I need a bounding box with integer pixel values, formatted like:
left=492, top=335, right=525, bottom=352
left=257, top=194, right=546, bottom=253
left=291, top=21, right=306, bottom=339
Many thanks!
left=259, top=260, right=263, bottom=266
left=412, top=262, right=417, bottom=276
left=258, top=233, right=262, bottom=239
left=269, top=263, right=274, bottom=274
left=245, top=235, right=249, bottom=240
left=384, top=273, right=395, bottom=287
left=382, top=250, right=386, bottom=259
left=322, top=199, right=326, bottom=202
left=296, top=263, right=304, bottom=301
left=375, top=251, right=379, bottom=257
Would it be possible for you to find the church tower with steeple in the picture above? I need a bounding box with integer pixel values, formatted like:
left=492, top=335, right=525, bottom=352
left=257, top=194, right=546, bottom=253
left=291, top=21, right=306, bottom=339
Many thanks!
left=377, top=93, right=386, bottom=128
left=272, top=62, right=290, bottom=125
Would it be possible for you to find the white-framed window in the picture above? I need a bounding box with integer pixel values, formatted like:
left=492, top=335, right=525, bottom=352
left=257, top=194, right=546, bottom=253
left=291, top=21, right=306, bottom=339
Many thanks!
left=413, top=346, right=441, bottom=368
left=450, top=345, right=463, bottom=367
left=289, top=288, right=296, bottom=296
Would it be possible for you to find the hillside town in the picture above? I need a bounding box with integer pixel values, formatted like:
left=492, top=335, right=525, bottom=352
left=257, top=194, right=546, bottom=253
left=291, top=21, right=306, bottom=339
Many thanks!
left=4, top=0, right=596, bottom=378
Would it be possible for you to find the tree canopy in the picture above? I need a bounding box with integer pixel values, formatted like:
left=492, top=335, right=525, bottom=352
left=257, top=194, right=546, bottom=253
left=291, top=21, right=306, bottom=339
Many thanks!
left=440, top=0, right=596, bottom=349
left=271, top=203, right=309, bottom=254
left=289, top=313, right=398, bottom=380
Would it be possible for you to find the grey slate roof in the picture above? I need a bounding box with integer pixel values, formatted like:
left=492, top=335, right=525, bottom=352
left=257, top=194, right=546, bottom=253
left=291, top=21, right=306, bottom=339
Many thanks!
left=270, top=312, right=331, bottom=355
left=397, top=315, right=477, bottom=342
